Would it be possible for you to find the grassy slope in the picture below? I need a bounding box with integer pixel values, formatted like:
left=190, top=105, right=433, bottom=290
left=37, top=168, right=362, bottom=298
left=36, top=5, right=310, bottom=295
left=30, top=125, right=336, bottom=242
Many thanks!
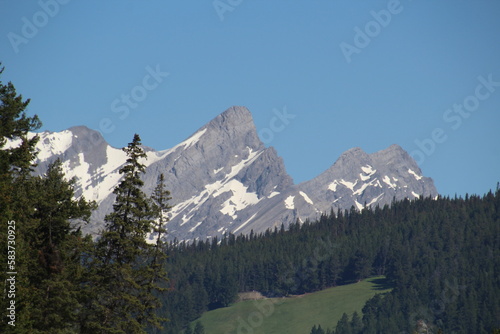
left=195, top=276, right=392, bottom=334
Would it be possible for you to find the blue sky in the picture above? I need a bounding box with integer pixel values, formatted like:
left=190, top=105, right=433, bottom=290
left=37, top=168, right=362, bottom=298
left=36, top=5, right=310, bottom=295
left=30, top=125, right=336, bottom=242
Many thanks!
left=1, top=0, right=499, bottom=196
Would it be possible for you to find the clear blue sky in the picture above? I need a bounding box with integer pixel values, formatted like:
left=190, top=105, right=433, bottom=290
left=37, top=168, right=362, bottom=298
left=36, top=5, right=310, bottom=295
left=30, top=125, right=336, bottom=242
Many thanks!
left=1, top=0, right=499, bottom=196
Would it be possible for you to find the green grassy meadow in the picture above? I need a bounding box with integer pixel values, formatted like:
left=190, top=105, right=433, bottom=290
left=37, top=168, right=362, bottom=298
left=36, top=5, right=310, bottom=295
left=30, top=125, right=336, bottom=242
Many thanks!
left=193, top=276, right=392, bottom=334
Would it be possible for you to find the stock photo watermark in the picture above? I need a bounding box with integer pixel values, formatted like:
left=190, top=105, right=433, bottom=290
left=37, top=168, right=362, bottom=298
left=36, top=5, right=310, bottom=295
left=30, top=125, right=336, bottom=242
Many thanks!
left=410, top=73, right=500, bottom=165
left=5, top=220, right=17, bottom=327
left=213, top=0, right=243, bottom=21
left=98, top=64, right=169, bottom=136
left=7, top=0, right=71, bottom=54
left=340, top=0, right=405, bottom=64
left=258, top=106, right=296, bottom=145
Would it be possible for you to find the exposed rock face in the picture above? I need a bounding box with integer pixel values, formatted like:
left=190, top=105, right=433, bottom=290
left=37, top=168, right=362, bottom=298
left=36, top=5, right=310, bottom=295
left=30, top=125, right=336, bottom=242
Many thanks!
left=27, top=106, right=438, bottom=241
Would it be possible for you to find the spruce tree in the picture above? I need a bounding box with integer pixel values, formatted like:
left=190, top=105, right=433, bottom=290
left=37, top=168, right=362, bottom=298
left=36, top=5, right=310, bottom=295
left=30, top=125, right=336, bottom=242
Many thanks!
left=139, top=173, right=171, bottom=327
left=82, top=134, right=168, bottom=333
left=0, top=63, right=41, bottom=332
left=148, top=173, right=170, bottom=285
left=350, top=311, right=363, bottom=334
left=1, top=65, right=97, bottom=332
left=335, top=313, right=353, bottom=334
left=28, top=159, right=95, bottom=333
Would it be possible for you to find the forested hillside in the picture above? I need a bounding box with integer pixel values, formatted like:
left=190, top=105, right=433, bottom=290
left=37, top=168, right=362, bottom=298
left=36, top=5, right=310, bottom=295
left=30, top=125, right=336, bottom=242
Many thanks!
left=159, top=190, right=500, bottom=334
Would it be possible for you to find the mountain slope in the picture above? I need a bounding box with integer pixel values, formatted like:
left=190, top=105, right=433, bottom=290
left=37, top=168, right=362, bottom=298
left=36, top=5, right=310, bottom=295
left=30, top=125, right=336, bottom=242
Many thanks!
left=232, top=145, right=436, bottom=236
left=18, top=106, right=437, bottom=241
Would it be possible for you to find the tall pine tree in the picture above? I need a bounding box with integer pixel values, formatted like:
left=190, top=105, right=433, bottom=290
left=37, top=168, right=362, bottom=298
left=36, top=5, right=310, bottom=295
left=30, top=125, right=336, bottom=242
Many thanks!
left=1, top=63, right=41, bottom=332
left=82, top=134, right=168, bottom=333
left=140, top=173, right=171, bottom=328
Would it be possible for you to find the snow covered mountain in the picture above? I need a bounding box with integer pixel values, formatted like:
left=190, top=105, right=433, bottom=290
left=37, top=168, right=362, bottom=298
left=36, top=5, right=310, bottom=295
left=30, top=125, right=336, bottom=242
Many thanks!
left=23, top=106, right=437, bottom=241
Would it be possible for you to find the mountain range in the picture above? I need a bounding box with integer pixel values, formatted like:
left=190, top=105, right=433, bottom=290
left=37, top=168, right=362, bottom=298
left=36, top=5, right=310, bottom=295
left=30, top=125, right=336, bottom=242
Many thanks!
left=18, top=106, right=438, bottom=242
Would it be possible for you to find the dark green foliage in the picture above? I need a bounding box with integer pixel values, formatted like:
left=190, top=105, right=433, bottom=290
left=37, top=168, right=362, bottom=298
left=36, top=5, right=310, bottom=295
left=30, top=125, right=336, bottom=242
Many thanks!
left=0, top=65, right=173, bottom=333
left=305, top=191, right=500, bottom=334
left=351, top=311, right=362, bottom=334
left=193, top=321, right=205, bottom=334
left=81, top=134, right=169, bottom=333
left=1, top=101, right=94, bottom=332
left=0, top=64, right=41, bottom=179
left=310, top=324, right=325, bottom=334
left=148, top=173, right=170, bottom=291
left=157, top=190, right=500, bottom=334
left=25, top=160, right=95, bottom=333
left=1, top=65, right=96, bottom=333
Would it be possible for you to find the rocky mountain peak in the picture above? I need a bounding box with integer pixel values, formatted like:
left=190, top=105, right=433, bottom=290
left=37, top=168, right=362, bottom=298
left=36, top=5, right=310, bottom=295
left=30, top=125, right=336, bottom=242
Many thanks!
left=24, top=106, right=438, bottom=241
left=203, top=106, right=263, bottom=152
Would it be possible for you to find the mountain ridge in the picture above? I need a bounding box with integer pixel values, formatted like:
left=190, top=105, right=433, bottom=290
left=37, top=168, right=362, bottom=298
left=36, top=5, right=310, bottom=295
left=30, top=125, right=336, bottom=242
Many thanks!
left=20, top=106, right=437, bottom=241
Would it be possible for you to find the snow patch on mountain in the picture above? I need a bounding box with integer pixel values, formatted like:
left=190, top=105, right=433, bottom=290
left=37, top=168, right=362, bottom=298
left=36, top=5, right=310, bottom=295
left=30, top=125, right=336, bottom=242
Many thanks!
left=285, top=195, right=295, bottom=210
left=360, top=165, right=376, bottom=181
left=353, top=178, right=378, bottom=196
left=5, top=131, right=73, bottom=161
left=339, top=179, right=358, bottom=192
left=328, top=180, right=339, bottom=192
left=164, top=146, right=265, bottom=225
left=228, top=147, right=262, bottom=177
left=233, top=213, right=258, bottom=234
left=189, top=222, right=203, bottom=233
left=361, top=165, right=376, bottom=175
left=367, top=193, right=384, bottom=206
left=62, top=152, right=90, bottom=194
left=36, top=131, right=73, bottom=161
left=382, top=175, right=397, bottom=189
left=167, top=128, right=207, bottom=154
left=145, top=150, right=171, bottom=166
left=71, top=146, right=128, bottom=204
left=268, top=191, right=280, bottom=198
left=299, top=191, right=314, bottom=205
left=408, top=168, right=423, bottom=180
left=219, top=180, right=260, bottom=219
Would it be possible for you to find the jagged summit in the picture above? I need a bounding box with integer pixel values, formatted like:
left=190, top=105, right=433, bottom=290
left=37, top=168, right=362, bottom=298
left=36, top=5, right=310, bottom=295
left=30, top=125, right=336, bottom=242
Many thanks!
left=26, top=106, right=438, bottom=241
left=211, top=106, right=254, bottom=128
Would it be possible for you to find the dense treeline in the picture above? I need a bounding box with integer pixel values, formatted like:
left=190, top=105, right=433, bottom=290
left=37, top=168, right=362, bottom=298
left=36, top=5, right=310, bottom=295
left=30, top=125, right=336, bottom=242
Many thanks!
left=158, top=191, right=499, bottom=333
left=325, top=190, right=500, bottom=334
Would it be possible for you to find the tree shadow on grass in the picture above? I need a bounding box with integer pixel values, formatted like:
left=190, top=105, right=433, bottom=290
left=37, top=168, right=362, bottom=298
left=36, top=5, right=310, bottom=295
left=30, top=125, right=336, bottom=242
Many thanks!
left=370, top=277, right=394, bottom=291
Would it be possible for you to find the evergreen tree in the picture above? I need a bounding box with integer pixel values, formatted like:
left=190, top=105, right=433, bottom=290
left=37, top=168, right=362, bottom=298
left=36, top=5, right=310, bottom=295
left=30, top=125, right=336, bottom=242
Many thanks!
left=335, top=313, right=352, bottom=334
left=193, top=321, right=205, bottom=334
left=82, top=134, right=168, bottom=333
left=184, top=324, right=193, bottom=334
left=0, top=64, right=39, bottom=332
left=140, top=173, right=171, bottom=329
left=0, top=65, right=95, bottom=332
left=350, top=311, right=363, bottom=334
left=28, top=159, right=95, bottom=332
left=148, top=173, right=171, bottom=286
